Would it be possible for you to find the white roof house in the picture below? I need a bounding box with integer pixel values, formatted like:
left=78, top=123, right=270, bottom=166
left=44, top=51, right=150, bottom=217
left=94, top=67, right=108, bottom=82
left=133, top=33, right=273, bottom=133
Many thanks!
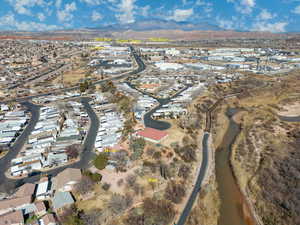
left=36, top=180, right=51, bottom=200
left=155, top=62, right=184, bottom=71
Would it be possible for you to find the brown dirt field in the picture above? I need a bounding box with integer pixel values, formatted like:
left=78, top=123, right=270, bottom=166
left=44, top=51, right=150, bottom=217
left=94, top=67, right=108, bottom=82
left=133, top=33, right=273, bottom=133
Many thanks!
left=52, top=68, right=88, bottom=86
left=160, top=119, right=185, bottom=147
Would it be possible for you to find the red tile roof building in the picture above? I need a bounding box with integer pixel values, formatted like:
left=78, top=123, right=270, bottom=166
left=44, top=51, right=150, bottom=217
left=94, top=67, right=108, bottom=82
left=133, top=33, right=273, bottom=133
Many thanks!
left=136, top=127, right=168, bottom=143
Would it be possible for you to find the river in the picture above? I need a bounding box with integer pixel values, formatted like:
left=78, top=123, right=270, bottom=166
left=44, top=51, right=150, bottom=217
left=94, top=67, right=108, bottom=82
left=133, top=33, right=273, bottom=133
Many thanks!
left=215, top=108, right=255, bottom=225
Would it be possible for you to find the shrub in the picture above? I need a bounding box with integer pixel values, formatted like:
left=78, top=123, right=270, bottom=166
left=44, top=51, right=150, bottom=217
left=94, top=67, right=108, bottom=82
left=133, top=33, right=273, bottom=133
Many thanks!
left=129, top=137, right=146, bottom=161
left=178, top=164, right=191, bottom=178
left=109, top=194, right=133, bottom=215
left=66, top=144, right=82, bottom=159
left=152, top=151, right=161, bottom=160
left=164, top=181, right=186, bottom=204
left=82, top=170, right=102, bottom=182
left=102, top=182, right=111, bottom=191
left=75, top=176, right=94, bottom=196
left=93, top=153, right=108, bottom=170
left=143, top=198, right=175, bottom=225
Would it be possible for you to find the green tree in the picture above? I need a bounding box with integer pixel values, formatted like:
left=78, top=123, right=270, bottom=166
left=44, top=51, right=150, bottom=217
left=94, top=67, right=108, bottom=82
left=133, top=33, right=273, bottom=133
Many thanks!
left=82, top=170, right=102, bottom=182
left=79, top=80, right=89, bottom=93
left=93, top=153, right=108, bottom=170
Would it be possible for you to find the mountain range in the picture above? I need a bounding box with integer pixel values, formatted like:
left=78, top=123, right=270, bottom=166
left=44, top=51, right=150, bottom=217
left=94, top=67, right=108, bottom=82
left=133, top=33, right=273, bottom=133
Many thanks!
left=91, top=19, right=223, bottom=32
left=0, top=19, right=298, bottom=41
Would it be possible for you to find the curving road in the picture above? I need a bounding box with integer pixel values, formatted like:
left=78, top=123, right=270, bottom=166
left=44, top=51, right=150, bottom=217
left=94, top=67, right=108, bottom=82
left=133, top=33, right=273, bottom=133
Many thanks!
left=176, top=97, right=223, bottom=225
left=0, top=98, right=99, bottom=193
left=0, top=47, right=145, bottom=193
left=1, top=46, right=145, bottom=104
left=0, top=102, right=40, bottom=193
left=176, top=132, right=210, bottom=225
left=125, top=82, right=191, bottom=131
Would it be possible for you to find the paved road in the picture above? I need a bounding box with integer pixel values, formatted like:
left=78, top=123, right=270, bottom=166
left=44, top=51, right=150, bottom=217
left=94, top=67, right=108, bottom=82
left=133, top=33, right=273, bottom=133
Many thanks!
left=0, top=102, right=40, bottom=194
left=8, top=63, right=65, bottom=90
left=1, top=46, right=145, bottom=104
left=176, top=132, right=210, bottom=225
left=278, top=115, right=300, bottom=122
left=0, top=98, right=99, bottom=193
left=0, top=47, right=145, bottom=194
left=126, top=82, right=191, bottom=130
left=176, top=93, right=243, bottom=225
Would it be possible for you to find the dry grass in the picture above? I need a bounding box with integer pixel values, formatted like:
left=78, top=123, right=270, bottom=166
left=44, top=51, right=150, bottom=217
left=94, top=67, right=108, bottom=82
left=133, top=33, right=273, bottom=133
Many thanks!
left=76, top=184, right=110, bottom=211
left=186, top=177, right=220, bottom=225
left=211, top=104, right=229, bottom=148
left=160, top=119, right=185, bottom=147
left=52, top=68, right=88, bottom=86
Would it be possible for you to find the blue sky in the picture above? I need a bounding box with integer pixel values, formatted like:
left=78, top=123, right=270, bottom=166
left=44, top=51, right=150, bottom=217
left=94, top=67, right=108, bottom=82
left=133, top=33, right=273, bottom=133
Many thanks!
left=0, top=0, right=299, bottom=32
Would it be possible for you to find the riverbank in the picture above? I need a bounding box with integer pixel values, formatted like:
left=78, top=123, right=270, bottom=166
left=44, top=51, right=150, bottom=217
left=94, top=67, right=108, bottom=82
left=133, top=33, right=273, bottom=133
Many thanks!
left=229, top=100, right=300, bottom=225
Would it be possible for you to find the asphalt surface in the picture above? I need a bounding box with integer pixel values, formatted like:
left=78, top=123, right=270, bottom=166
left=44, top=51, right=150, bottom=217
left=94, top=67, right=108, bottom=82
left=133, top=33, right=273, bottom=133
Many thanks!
left=0, top=98, right=99, bottom=194
left=0, top=47, right=145, bottom=194
left=278, top=115, right=300, bottom=122
left=176, top=132, right=210, bottom=225
left=126, top=82, right=191, bottom=130
left=2, top=46, right=145, bottom=104
left=0, top=102, right=40, bottom=194
left=8, top=63, right=65, bottom=90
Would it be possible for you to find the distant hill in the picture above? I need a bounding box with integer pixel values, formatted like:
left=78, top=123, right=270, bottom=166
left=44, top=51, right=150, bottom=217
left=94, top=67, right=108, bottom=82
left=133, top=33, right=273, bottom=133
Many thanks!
left=91, top=19, right=223, bottom=32
left=0, top=19, right=299, bottom=41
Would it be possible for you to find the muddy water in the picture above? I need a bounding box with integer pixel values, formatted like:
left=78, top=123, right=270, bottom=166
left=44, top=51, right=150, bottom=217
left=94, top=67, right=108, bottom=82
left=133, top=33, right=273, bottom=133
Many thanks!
left=216, top=108, right=255, bottom=225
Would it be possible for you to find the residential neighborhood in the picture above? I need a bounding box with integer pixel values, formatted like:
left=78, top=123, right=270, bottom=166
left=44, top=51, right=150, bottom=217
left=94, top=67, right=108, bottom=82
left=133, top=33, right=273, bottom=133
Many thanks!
left=0, top=35, right=299, bottom=225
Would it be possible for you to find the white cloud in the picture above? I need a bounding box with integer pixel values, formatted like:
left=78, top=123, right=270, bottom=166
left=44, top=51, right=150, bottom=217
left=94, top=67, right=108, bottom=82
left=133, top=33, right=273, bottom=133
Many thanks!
left=80, top=0, right=102, bottom=5
left=57, top=2, right=77, bottom=23
left=0, top=13, right=17, bottom=27
left=196, top=0, right=207, bottom=6
left=227, top=0, right=256, bottom=14
left=17, top=21, right=59, bottom=31
left=252, top=21, right=288, bottom=33
left=141, top=5, right=150, bottom=17
left=241, top=0, right=255, bottom=7
left=6, top=0, right=45, bottom=15
left=0, top=13, right=59, bottom=31
left=91, top=11, right=102, bottom=21
left=292, top=5, right=300, bottom=14
left=55, top=0, right=62, bottom=8
left=169, top=8, right=193, bottom=22
left=217, top=19, right=235, bottom=30
left=216, top=16, right=245, bottom=30
left=258, top=9, right=275, bottom=20
left=37, top=12, right=46, bottom=21
left=116, top=0, right=136, bottom=24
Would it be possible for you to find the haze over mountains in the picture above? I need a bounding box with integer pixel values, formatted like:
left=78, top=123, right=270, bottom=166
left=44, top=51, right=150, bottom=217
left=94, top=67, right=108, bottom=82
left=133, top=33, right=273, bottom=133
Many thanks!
left=91, top=19, right=223, bottom=32
left=0, top=19, right=298, bottom=41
